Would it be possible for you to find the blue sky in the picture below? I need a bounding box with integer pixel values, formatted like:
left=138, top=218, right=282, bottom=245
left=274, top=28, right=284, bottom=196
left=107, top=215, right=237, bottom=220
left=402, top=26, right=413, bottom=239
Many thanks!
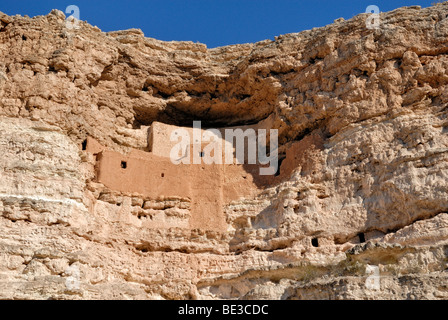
left=0, top=0, right=436, bottom=48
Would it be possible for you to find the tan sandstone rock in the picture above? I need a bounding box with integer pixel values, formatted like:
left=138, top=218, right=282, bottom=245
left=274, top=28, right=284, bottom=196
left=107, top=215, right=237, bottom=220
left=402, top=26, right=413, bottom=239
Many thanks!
left=0, top=4, right=448, bottom=299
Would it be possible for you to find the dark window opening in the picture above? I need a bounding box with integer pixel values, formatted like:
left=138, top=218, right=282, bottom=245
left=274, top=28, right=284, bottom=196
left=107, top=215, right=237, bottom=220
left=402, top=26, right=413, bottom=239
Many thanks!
left=358, top=233, right=366, bottom=243
left=81, top=139, right=87, bottom=151
left=161, top=173, right=165, bottom=178
left=142, top=86, right=149, bottom=92
left=199, top=151, right=205, bottom=158
left=121, top=161, right=127, bottom=169
left=22, top=35, right=27, bottom=41
left=311, top=238, right=319, bottom=247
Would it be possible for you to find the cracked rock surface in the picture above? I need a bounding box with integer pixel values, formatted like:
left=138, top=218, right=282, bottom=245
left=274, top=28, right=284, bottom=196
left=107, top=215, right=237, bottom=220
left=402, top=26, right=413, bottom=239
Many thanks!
left=0, top=4, right=448, bottom=299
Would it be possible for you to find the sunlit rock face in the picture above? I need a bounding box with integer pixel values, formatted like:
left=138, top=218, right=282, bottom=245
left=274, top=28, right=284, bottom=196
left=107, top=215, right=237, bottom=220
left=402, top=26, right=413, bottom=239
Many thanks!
left=0, top=4, right=448, bottom=299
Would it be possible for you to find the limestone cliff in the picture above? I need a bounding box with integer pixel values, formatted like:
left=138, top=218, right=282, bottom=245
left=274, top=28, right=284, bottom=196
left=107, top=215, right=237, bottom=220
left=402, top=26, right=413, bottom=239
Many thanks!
left=0, top=3, right=448, bottom=299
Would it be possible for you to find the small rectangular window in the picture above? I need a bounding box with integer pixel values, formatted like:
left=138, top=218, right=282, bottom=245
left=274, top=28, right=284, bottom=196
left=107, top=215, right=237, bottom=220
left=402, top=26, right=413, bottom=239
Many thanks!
left=81, top=139, right=87, bottom=151
left=358, top=233, right=366, bottom=243
left=121, top=161, right=127, bottom=169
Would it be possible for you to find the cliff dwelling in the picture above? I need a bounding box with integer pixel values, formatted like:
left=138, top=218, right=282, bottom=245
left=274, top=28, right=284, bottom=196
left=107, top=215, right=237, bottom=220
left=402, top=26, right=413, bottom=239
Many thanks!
left=85, top=120, right=322, bottom=231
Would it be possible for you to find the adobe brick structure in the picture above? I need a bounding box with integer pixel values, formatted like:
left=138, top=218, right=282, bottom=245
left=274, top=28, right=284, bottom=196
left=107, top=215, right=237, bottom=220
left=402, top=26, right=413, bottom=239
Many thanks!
left=86, top=121, right=322, bottom=231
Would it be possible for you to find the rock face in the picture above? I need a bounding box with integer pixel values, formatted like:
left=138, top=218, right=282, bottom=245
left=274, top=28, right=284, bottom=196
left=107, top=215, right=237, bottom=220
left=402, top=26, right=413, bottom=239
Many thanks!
left=0, top=3, right=448, bottom=300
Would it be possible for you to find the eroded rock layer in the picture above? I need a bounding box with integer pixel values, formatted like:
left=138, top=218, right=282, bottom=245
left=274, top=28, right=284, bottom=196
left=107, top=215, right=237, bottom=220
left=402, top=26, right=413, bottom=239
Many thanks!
left=0, top=3, right=448, bottom=299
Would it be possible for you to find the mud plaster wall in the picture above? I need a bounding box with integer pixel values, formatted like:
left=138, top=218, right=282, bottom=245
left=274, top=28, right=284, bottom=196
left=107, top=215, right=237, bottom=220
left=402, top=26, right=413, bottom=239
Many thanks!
left=88, top=122, right=321, bottom=231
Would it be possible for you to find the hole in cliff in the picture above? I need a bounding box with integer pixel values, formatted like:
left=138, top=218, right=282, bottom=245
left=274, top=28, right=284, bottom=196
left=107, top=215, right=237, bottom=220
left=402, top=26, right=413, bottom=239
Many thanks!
left=154, top=90, right=171, bottom=99
left=308, top=57, right=323, bottom=65
left=358, top=233, right=366, bottom=243
left=142, top=86, right=149, bottom=92
left=81, top=139, right=87, bottom=151
left=22, top=35, right=27, bottom=41
left=161, top=173, right=165, bottom=178
left=311, top=238, right=319, bottom=247
left=116, top=203, right=121, bottom=207
left=121, top=161, right=127, bottom=169
left=134, top=244, right=150, bottom=252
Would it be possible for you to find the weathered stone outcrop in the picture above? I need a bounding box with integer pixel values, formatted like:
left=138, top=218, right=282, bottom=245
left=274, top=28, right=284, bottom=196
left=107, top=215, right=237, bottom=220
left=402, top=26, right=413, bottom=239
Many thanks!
left=0, top=3, right=448, bottom=299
